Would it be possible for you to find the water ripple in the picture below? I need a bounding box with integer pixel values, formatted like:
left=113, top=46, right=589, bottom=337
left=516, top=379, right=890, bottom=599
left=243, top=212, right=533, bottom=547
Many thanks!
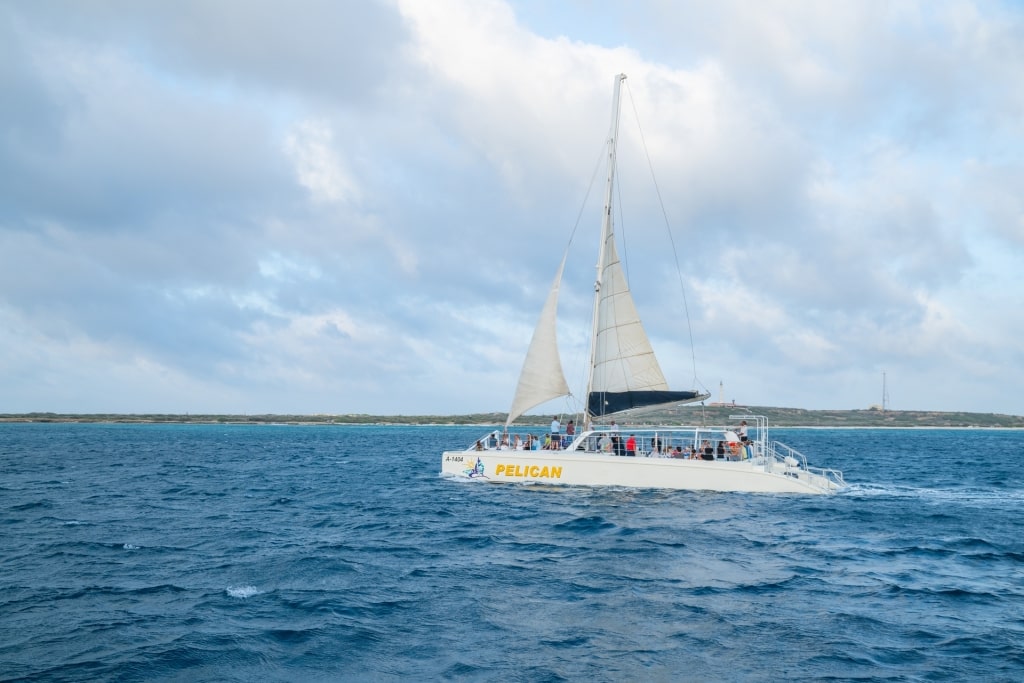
left=1, top=423, right=1022, bottom=680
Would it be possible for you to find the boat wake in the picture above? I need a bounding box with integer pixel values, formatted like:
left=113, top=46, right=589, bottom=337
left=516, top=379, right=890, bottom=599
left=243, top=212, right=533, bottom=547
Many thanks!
left=840, top=482, right=1024, bottom=504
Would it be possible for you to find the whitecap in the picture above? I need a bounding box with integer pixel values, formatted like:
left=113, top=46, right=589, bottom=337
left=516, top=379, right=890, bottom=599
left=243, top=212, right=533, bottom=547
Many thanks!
left=123, top=543, right=140, bottom=550
left=226, top=585, right=260, bottom=599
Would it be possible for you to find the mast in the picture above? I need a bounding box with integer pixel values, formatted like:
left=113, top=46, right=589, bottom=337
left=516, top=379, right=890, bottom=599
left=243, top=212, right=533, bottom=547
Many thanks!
left=584, top=73, right=627, bottom=428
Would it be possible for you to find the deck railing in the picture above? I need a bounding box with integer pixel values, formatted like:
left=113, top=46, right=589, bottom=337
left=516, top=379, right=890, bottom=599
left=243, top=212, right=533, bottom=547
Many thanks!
left=767, top=440, right=846, bottom=488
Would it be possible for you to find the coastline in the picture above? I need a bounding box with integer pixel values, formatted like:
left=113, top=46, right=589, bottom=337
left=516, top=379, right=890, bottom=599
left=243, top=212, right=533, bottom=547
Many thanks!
left=2, top=407, right=1023, bottom=429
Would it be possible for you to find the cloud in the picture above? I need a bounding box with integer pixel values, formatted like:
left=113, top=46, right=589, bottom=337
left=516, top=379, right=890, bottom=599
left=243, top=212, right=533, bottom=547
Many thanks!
left=0, top=0, right=1023, bottom=415
left=284, top=119, right=361, bottom=205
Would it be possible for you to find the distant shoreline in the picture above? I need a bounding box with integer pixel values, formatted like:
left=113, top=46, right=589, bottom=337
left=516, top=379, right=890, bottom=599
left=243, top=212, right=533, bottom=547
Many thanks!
left=2, top=407, right=1022, bottom=429
left=2, top=420, right=1019, bottom=431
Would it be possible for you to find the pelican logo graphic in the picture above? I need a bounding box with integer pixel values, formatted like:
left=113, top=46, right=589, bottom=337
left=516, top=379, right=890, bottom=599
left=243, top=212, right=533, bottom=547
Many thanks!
left=463, top=457, right=486, bottom=478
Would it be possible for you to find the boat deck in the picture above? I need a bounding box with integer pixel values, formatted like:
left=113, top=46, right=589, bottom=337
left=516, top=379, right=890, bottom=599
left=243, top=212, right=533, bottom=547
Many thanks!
left=448, top=416, right=845, bottom=494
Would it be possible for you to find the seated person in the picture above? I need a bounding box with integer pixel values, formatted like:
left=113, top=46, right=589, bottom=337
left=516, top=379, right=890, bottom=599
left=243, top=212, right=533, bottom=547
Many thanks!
left=700, top=440, right=715, bottom=461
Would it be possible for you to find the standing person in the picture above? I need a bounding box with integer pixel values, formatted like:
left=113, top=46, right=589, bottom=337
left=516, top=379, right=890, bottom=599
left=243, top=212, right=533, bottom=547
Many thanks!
left=564, top=419, right=575, bottom=448
left=550, top=416, right=560, bottom=449
left=737, top=420, right=749, bottom=442
left=625, top=434, right=637, bottom=457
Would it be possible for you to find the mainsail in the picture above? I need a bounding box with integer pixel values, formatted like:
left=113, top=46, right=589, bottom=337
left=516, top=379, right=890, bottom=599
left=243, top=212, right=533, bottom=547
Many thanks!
left=506, top=257, right=570, bottom=426
left=584, top=73, right=705, bottom=419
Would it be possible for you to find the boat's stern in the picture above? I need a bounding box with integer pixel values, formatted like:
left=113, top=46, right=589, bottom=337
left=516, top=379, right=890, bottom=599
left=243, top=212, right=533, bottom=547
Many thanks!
left=441, top=449, right=487, bottom=480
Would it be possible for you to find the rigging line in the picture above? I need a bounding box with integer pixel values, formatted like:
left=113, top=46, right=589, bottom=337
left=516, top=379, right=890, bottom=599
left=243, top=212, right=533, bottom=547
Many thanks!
left=557, top=139, right=609, bottom=411
left=623, top=80, right=704, bottom=390
left=565, top=141, right=610, bottom=253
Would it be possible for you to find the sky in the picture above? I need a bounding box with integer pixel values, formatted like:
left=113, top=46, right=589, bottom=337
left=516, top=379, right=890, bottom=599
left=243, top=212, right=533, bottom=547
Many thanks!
left=1, top=0, right=1023, bottom=417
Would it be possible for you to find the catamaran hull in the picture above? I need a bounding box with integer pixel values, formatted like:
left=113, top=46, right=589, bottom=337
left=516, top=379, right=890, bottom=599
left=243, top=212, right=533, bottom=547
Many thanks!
left=441, top=450, right=840, bottom=495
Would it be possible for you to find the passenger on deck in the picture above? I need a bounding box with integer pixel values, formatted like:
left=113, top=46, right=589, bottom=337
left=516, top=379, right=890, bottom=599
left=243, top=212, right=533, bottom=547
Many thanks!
left=475, top=440, right=484, bottom=451
left=613, top=434, right=625, bottom=457
left=598, top=433, right=612, bottom=452
left=626, top=434, right=637, bottom=457
left=737, top=420, right=749, bottom=442
left=727, top=442, right=742, bottom=461
left=716, top=441, right=726, bottom=459
left=513, top=434, right=522, bottom=450
left=700, top=440, right=715, bottom=461
left=670, top=446, right=684, bottom=458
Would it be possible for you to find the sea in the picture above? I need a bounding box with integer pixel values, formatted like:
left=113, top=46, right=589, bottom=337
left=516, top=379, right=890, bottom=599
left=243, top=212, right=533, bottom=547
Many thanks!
left=1, top=423, right=1022, bottom=682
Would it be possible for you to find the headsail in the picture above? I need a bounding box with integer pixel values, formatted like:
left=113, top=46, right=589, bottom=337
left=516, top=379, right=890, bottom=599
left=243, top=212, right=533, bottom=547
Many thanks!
left=506, top=256, right=570, bottom=426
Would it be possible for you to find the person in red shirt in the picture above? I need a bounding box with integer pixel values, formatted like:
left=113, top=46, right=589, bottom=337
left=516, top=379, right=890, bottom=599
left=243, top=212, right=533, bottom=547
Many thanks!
left=625, top=434, right=637, bottom=457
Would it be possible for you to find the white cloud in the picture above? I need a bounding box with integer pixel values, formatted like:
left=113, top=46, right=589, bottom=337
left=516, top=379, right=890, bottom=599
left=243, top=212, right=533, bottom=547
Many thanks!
left=0, top=0, right=1022, bottom=416
left=284, top=119, right=361, bottom=204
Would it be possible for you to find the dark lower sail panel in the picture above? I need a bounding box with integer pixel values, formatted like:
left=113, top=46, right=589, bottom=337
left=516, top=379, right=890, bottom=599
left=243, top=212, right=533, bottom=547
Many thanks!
left=587, top=390, right=708, bottom=418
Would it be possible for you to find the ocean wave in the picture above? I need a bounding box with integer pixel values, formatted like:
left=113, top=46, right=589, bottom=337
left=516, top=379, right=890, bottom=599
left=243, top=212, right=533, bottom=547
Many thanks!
left=3, top=423, right=1022, bottom=681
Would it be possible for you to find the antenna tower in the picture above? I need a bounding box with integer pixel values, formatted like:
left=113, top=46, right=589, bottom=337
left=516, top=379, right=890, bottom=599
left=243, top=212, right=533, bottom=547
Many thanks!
left=882, top=372, right=889, bottom=413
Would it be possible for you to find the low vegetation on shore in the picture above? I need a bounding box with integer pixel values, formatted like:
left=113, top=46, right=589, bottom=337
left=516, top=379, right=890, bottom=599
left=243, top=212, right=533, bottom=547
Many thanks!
left=2, top=406, right=1022, bottom=428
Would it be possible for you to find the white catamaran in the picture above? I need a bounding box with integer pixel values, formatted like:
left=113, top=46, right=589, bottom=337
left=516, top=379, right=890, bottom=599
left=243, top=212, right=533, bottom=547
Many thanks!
left=441, top=74, right=845, bottom=494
